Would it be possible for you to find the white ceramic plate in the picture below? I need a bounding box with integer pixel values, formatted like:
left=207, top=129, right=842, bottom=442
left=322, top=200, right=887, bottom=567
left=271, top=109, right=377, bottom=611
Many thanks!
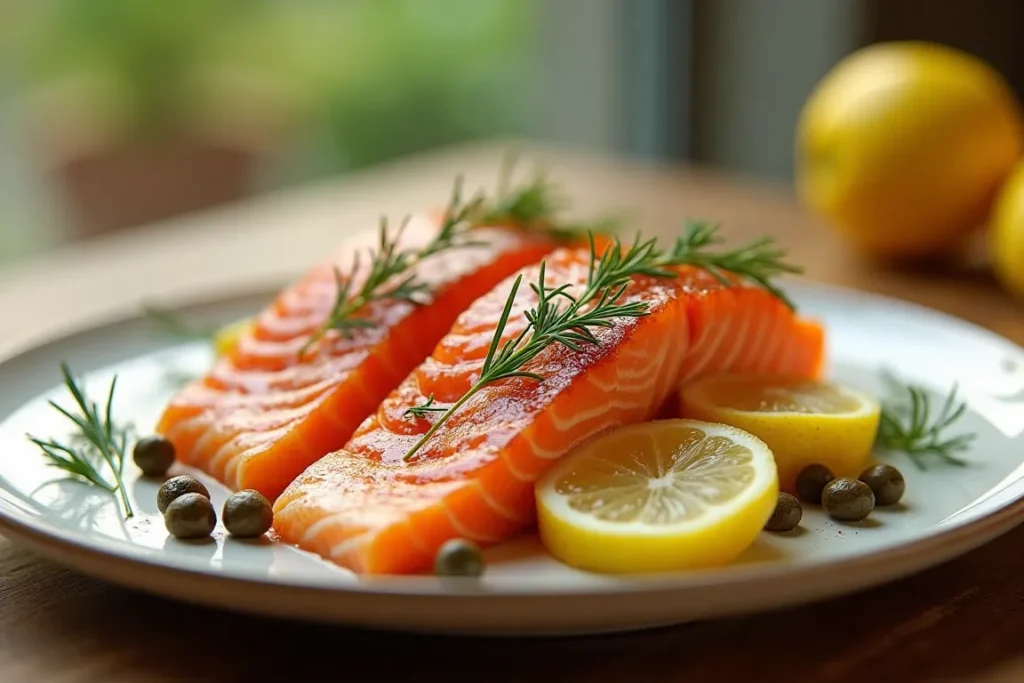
left=1, top=282, right=1024, bottom=636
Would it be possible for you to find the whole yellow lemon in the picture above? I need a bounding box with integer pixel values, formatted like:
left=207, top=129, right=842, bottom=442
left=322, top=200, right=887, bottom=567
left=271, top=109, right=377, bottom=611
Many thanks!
left=990, top=161, right=1024, bottom=298
left=796, top=42, right=1024, bottom=259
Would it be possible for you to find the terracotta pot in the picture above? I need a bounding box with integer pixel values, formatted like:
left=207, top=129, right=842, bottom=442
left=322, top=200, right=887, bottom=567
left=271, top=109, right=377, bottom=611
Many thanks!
left=53, top=139, right=258, bottom=238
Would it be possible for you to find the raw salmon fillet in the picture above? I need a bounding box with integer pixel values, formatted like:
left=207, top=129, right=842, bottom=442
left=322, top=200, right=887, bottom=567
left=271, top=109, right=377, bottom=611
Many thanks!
left=272, top=246, right=825, bottom=574
left=156, top=215, right=556, bottom=500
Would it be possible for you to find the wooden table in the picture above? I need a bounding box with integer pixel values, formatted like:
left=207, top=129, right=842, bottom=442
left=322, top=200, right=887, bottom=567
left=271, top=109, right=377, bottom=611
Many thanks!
left=1, top=142, right=1022, bottom=682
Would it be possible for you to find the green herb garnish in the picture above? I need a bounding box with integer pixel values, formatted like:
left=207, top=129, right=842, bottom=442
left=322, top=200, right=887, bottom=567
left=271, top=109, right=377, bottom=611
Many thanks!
left=301, top=178, right=488, bottom=355
left=26, top=363, right=134, bottom=518
left=876, top=373, right=975, bottom=469
left=403, top=394, right=446, bottom=419
left=401, top=223, right=801, bottom=461
left=302, top=163, right=618, bottom=357
left=142, top=305, right=216, bottom=341
left=476, top=154, right=619, bottom=241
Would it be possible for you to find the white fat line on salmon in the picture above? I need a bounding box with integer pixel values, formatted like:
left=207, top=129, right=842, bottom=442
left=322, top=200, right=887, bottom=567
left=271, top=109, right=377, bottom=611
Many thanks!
left=496, top=447, right=535, bottom=483
left=544, top=358, right=666, bottom=429
left=206, top=433, right=256, bottom=482
left=219, top=428, right=293, bottom=485
left=202, top=412, right=307, bottom=478
left=529, top=400, right=645, bottom=461
left=750, top=309, right=787, bottom=375
left=471, top=478, right=533, bottom=525
left=327, top=531, right=376, bottom=564
left=440, top=498, right=509, bottom=545
left=584, top=341, right=668, bottom=391
left=527, top=416, right=632, bottom=464
left=677, top=310, right=734, bottom=384
left=545, top=344, right=669, bottom=431
left=326, top=516, right=437, bottom=564
left=716, top=298, right=758, bottom=371
left=752, top=308, right=786, bottom=373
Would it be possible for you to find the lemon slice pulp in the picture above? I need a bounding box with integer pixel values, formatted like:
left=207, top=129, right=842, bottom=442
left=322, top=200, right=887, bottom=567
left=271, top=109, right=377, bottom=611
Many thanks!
left=535, top=419, right=778, bottom=574
left=678, top=374, right=880, bottom=492
left=213, top=317, right=254, bottom=356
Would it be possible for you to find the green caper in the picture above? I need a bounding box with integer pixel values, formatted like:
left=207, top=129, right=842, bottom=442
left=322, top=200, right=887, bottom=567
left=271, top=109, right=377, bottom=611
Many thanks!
left=157, top=475, right=210, bottom=514
left=795, top=463, right=835, bottom=504
left=822, top=477, right=875, bottom=522
left=133, top=436, right=176, bottom=477
left=222, top=489, right=274, bottom=538
left=764, top=493, right=803, bottom=532
left=164, top=493, right=217, bottom=539
left=434, top=539, right=485, bottom=577
left=859, top=464, right=905, bottom=506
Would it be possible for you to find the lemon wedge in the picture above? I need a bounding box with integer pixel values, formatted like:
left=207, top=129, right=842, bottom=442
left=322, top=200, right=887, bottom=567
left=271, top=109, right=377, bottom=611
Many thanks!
left=535, top=419, right=778, bottom=574
left=678, top=375, right=880, bottom=492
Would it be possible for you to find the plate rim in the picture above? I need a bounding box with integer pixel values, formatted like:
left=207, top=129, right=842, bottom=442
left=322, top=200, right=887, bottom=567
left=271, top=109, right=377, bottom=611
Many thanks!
left=2, top=278, right=1024, bottom=624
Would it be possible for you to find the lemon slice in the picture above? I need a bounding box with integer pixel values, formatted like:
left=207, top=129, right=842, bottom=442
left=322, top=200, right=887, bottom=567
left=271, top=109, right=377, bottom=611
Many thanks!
left=213, top=318, right=253, bottom=356
left=535, top=419, right=778, bottom=574
left=678, top=374, right=880, bottom=492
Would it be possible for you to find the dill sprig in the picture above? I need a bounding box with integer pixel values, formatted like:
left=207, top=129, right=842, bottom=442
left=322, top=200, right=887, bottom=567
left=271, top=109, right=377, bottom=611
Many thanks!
left=26, top=363, right=134, bottom=518
left=876, top=372, right=975, bottom=469
left=301, top=179, right=488, bottom=355
left=401, top=224, right=800, bottom=461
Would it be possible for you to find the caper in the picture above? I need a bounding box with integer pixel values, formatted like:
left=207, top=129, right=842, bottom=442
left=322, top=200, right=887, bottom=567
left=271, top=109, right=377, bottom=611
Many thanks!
left=222, top=489, right=274, bottom=538
left=859, top=464, right=905, bottom=506
left=133, top=436, right=176, bottom=477
left=434, top=539, right=484, bottom=577
left=795, top=463, right=835, bottom=504
left=164, top=493, right=217, bottom=539
left=157, top=475, right=210, bottom=514
left=822, top=477, right=875, bottom=522
left=764, top=493, right=803, bottom=532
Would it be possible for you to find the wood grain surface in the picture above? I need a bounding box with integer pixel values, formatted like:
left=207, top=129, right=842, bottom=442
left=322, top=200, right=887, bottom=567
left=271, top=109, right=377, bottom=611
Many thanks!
left=1, top=142, right=1022, bottom=682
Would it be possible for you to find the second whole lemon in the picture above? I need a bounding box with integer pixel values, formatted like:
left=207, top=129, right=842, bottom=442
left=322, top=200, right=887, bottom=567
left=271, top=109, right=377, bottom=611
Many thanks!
left=990, top=161, right=1024, bottom=299
left=796, top=41, right=1024, bottom=259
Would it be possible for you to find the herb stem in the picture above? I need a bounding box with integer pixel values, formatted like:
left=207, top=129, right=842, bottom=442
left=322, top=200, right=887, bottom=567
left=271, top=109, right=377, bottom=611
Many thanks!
left=399, top=223, right=802, bottom=462
left=875, top=372, right=974, bottom=469
left=404, top=385, right=486, bottom=462
left=27, top=363, right=134, bottom=518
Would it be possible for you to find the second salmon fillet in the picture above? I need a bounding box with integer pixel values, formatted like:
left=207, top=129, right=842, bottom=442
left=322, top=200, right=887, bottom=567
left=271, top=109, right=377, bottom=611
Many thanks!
left=273, top=245, right=825, bottom=574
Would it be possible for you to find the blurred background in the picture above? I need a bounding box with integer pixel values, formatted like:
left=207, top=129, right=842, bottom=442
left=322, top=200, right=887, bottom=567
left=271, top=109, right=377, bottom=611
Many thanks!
left=1, top=0, right=1022, bottom=267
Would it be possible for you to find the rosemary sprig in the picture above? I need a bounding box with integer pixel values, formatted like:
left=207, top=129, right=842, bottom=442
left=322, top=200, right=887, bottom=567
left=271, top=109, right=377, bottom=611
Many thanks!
left=876, top=372, right=975, bottom=469
left=475, top=155, right=618, bottom=241
left=403, top=394, right=446, bottom=419
left=661, top=220, right=804, bottom=310
left=26, top=363, right=134, bottom=518
left=301, top=179, right=487, bottom=355
left=401, top=224, right=800, bottom=461
left=303, top=160, right=623, bottom=356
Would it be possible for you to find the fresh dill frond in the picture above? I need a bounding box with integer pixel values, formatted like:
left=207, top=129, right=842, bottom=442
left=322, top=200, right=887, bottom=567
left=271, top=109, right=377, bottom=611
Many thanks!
left=26, top=363, right=134, bottom=518
left=876, top=372, right=975, bottom=469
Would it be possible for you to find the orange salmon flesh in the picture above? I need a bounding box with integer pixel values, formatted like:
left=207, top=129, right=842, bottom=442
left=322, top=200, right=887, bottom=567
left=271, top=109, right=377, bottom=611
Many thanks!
left=272, top=246, right=825, bottom=574
left=156, top=216, right=557, bottom=501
